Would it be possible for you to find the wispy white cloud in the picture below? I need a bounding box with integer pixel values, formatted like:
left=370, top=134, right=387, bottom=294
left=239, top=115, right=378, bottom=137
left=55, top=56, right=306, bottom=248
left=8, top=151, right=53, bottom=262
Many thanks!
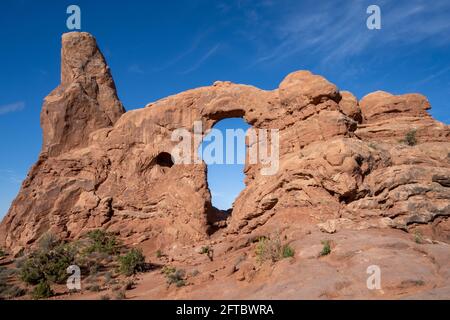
left=180, top=44, right=221, bottom=75
left=250, top=0, right=450, bottom=66
left=0, top=101, right=25, bottom=116
left=414, top=65, right=450, bottom=86
left=153, top=28, right=216, bottom=72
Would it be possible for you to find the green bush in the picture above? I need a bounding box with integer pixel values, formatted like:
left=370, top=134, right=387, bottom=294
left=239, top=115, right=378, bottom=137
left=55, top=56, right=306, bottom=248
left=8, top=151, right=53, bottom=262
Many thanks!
left=0, top=248, right=6, bottom=258
left=282, top=244, right=295, bottom=258
left=255, top=235, right=294, bottom=263
left=32, top=281, right=53, bottom=300
left=199, top=246, right=214, bottom=261
left=164, top=268, right=186, bottom=287
left=0, top=267, right=17, bottom=280
left=200, top=246, right=210, bottom=254
left=320, top=240, right=331, bottom=256
left=20, top=255, right=45, bottom=285
left=155, top=250, right=163, bottom=258
left=161, top=266, right=176, bottom=276
left=0, top=284, right=26, bottom=299
left=0, top=266, right=26, bottom=299
left=402, top=129, right=417, bottom=146
left=414, top=231, right=424, bottom=244
left=256, top=236, right=277, bottom=263
left=45, top=244, right=77, bottom=283
left=118, top=248, right=146, bottom=276
left=85, top=230, right=119, bottom=255
left=20, top=243, right=76, bottom=285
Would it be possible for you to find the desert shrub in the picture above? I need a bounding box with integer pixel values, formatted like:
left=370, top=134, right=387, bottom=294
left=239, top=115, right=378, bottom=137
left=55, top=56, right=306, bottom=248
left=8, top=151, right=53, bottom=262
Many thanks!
left=282, top=244, right=295, bottom=258
left=38, top=233, right=60, bottom=252
left=0, top=248, right=6, bottom=258
left=256, top=237, right=277, bottom=263
left=413, top=279, right=425, bottom=286
left=199, top=246, right=214, bottom=261
left=155, top=250, right=163, bottom=258
left=20, top=243, right=76, bottom=285
left=255, top=235, right=293, bottom=262
left=161, top=266, right=176, bottom=276
left=40, top=243, right=76, bottom=284
left=164, top=268, right=186, bottom=287
left=20, top=255, right=44, bottom=285
left=0, top=284, right=26, bottom=299
left=320, top=240, right=331, bottom=256
left=200, top=246, right=210, bottom=254
left=402, top=129, right=417, bottom=146
left=0, top=266, right=16, bottom=279
left=414, top=231, right=424, bottom=244
left=85, top=230, right=119, bottom=255
left=100, top=294, right=110, bottom=300
left=401, top=279, right=425, bottom=287
left=118, top=248, right=146, bottom=276
left=189, top=269, right=200, bottom=277
left=32, top=281, right=53, bottom=300
left=0, top=267, right=26, bottom=299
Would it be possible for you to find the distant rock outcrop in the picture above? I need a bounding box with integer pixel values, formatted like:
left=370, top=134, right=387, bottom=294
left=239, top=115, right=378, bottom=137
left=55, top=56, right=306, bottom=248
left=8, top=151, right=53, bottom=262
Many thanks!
left=0, top=32, right=449, bottom=253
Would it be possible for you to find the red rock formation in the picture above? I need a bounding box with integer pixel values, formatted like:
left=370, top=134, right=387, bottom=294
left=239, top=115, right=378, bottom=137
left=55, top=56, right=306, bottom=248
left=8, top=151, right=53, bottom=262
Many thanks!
left=42, top=32, right=125, bottom=157
left=0, top=32, right=449, bottom=254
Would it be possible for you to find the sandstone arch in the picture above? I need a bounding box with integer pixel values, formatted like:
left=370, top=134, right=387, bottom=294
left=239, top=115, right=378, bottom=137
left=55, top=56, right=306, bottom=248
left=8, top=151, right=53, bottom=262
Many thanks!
left=0, top=32, right=449, bottom=252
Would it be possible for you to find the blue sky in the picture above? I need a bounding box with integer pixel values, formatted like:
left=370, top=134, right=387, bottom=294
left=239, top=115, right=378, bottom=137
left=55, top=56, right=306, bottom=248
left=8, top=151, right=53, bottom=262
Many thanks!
left=200, top=118, right=251, bottom=209
left=0, top=0, right=449, bottom=214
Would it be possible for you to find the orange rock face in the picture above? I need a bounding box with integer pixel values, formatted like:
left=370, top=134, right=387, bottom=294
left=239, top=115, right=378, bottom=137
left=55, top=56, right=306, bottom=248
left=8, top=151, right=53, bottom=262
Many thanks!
left=0, top=32, right=449, bottom=254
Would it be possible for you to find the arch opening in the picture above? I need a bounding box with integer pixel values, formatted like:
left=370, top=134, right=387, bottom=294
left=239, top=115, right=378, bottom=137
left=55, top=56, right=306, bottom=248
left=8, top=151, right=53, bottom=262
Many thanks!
left=198, top=118, right=251, bottom=213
